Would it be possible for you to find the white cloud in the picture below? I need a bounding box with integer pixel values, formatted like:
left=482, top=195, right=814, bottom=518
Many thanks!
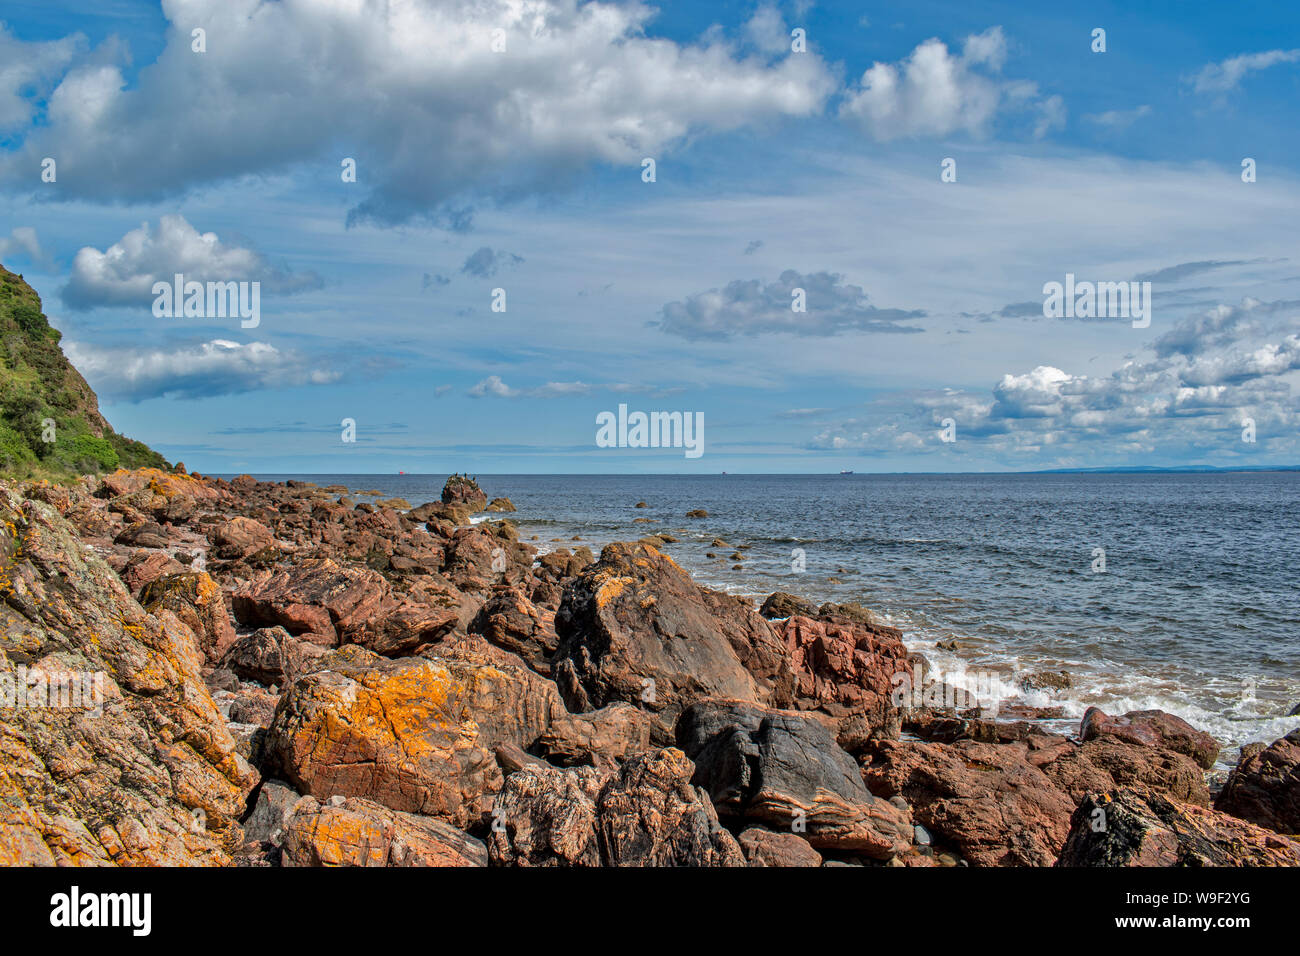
left=65, top=338, right=339, bottom=401
left=0, top=25, right=83, bottom=132
left=61, top=215, right=322, bottom=309
left=5, top=0, right=837, bottom=225
left=0, top=226, right=46, bottom=265
left=468, top=375, right=518, bottom=398
left=1084, top=104, right=1151, bottom=129
left=1191, top=48, right=1300, bottom=94
left=656, top=269, right=925, bottom=339
left=839, top=27, right=1061, bottom=140
left=807, top=295, right=1300, bottom=462
left=744, top=4, right=790, bottom=55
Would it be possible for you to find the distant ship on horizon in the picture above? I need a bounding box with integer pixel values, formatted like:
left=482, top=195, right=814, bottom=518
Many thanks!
left=840, top=469, right=854, bottom=475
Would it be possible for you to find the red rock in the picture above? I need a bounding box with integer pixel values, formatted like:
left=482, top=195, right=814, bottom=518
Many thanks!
left=776, top=613, right=911, bottom=744
left=738, top=828, right=823, bottom=866
left=209, top=516, right=275, bottom=560
left=121, top=550, right=185, bottom=595
left=265, top=643, right=567, bottom=828
left=139, top=571, right=236, bottom=664
left=863, top=737, right=1075, bottom=867
left=596, top=749, right=746, bottom=867
left=1215, top=729, right=1300, bottom=834
left=1080, top=707, right=1220, bottom=769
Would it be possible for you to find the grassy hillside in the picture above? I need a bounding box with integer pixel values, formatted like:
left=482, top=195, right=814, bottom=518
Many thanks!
left=0, top=263, right=168, bottom=478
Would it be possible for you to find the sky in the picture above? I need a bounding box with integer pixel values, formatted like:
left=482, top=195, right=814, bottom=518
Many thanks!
left=1, top=0, right=1298, bottom=474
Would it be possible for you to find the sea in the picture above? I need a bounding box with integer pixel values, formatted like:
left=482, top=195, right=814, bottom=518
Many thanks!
left=235, top=472, right=1300, bottom=767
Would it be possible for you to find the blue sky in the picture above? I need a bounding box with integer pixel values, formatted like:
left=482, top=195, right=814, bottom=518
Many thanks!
left=1, top=0, right=1298, bottom=473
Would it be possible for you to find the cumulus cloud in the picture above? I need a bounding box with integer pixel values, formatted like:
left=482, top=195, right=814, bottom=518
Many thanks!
left=1190, top=48, right=1300, bottom=94
left=1153, top=297, right=1300, bottom=357
left=3, top=0, right=836, bottom=225
left=809, top=298, right=1300, bottom=462
left=655, top=269, right=925, bottom=340
left=61, top=215, right=322, bottom=310
left=65, top=339, right=339, bottom=401
left=839, top=27, right=1062, bottom=140
left=0, top=25, right=83, bottom=132
left=460, top=247, right=523, bottom=279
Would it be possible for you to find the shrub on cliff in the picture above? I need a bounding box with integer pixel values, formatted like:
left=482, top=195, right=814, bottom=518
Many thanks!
left=0, top=264, right=168, bottom=478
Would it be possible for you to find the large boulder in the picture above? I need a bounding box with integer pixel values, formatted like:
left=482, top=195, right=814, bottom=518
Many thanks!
left=759, top=592, right=819, bottom=620
left=677, top=700, right=912, bottom=858
left=738, top=827, right=824, bottom=867
left=552, top=542, right=793, bottom=742
left=218, top=626, right=326, bottom=687
left=488, top=749, right=745, bottom=867
left=282, top=795, right=487, bottom=866
left=264, top=643, right=566, bottom=828
left=140, top=571, right=236, bottom=664
left=863, top=737, right=1076, bottom=866
left=231, top=557, right=457, bottom=653
left=1080, top=707, right=1220, bottom=770
left=775, top=613, right=911, bottom=745
left=441, top=474, right=488, bottom=511
left=208, top=516, right=275, bottom=560
left=487, top=764, right=605, bottom=866
left=1215, top=729, right=1300, bottom=835
left=533, top=702, right=654, bottom=770
left=1057, top=788, right=1300, bottom=867
left=468, top=586, right=558, bottom=674
left=232, top=558, right=387, bottom=645
left=0, top=487, right=257, bottom=866
left=596, top=749, right=746, bottom=867
left=1040, top=737, right=1210, bottom=807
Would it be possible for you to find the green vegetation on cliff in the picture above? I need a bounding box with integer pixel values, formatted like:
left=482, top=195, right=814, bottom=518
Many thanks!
left=0, top=263, right=168, bottom=477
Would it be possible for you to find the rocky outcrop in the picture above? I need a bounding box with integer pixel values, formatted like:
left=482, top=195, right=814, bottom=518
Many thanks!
left=1041, top=737, right=1210, bottom=807
left=677, top=700, right=912, bottom=858
left=139, top=571, right=236, bottom=664
left=487, top=763, right=605, bottom=866
left=441, top=474, right=488, bottom=511
left=0, top=487, right=257, bottom=866
left=863, top=737, right=1075, bottom=866
left=282, top=795, right=488, bottom=867
left=231, top=558, right=458, bottom=654
left=775, top=613, right=910, bottom=745
left=209, top=516, right=275, bottom=560
left=758, top=591, right=818, bottom=620
left=596, top=749, right=746, bottom=866
left=218, top=626, right=326, bottom=687
left=533, top=702, right=653, bottom=770
left=488, top=748, right=744, bottom=867
left=552, top=542, right=792, bottom=742
left=1057, top=788, right=1300, bottom=867
left=1080, top=707, right=1220, bottom=770
left=1215, top=729, right=1300, bottom=835
left=264, top=643, right=566, bottom=828
left=468, top=586, right=558, bottom=674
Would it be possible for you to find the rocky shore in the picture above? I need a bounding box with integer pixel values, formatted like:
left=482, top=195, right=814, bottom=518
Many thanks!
left=1, top=467, right=1297, bottom=867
